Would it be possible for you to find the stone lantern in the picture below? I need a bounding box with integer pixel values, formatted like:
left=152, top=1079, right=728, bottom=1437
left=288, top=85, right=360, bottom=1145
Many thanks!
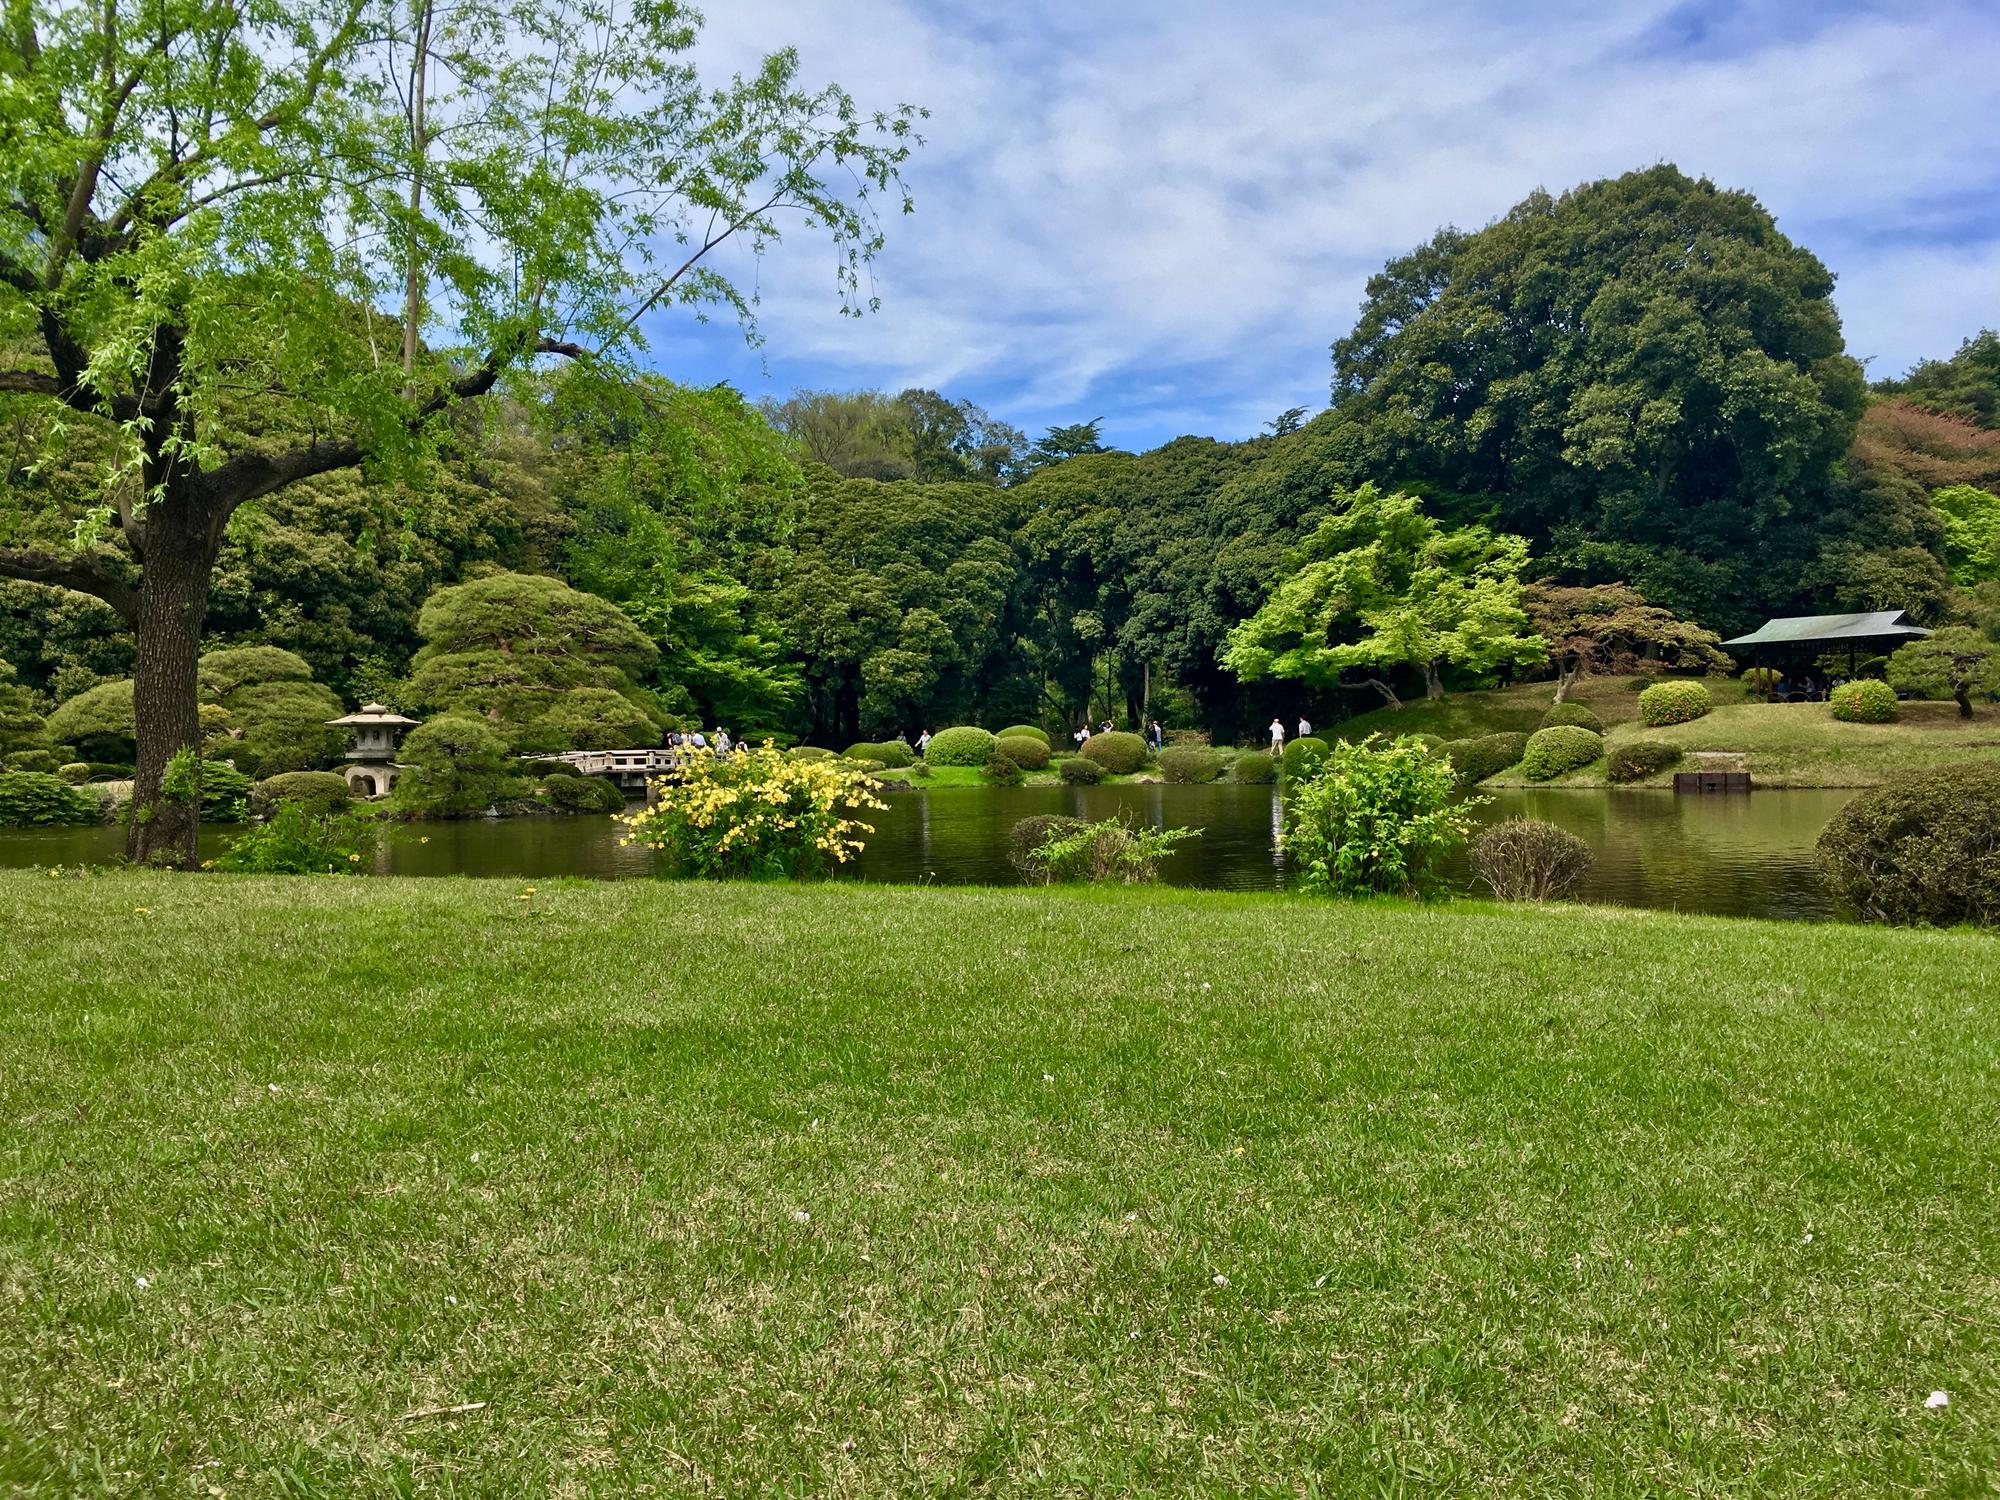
left=327, top=703, right=418, bottom=799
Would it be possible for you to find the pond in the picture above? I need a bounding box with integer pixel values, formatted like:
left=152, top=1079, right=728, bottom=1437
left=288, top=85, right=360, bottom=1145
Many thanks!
left=0, top=784, right=1859, bottom=921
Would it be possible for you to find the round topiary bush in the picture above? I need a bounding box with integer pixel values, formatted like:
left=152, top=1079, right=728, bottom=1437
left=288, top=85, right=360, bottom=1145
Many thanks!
left=980, top=752, right=1023, bottom=785
left=1279, top=735, right=1329, bottom=779
left=844, top=740, right=916, bottom=767
left=542, top=773, right=626, bottom=813
left=251, top=770, right=354, bottom=818
left=1158, top=745, right=1222, bottom=784
left=1830, top=679, right=1898, bottom=724
left=1540, top=701, right=1605, bottom=734
left=1081, top=730, right=1147, bottom=774
left=844, top=757, right=887, bottom=773
left=1472, top=819, right=1594, bottom=901
left=1638, top=679, right=1712, bottom=727
left=1228, top=753, right=1277, bottom=784
left=1607, top=740, right=1681, bottom=784
left=788, top=745, right=836, bottom=762
left=997, top=724, right=1050, bottom=746
left=1520, top=725, right=1604, bottom=781
left=58, top=762, right=90, bottom=784
left=994, top=734, right=1051, bottom=770
left=1007, top=814, right=1087, bottom=881
left=1058, top=755, right=1104, bottom=785
left=1816, top=765, right=2000, bottom=926
left=925, top=726, right=995, bottom=766
left=1439, top=732, right=1529, bottom=787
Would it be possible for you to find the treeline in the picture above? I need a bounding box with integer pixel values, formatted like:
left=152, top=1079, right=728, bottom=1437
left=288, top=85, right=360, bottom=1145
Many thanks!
left=5, top=166, right=1999, bottom=753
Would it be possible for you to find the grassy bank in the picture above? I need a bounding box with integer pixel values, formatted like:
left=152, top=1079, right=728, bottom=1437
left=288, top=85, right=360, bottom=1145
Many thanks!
left=2, top=873, right=1996, bottom=1494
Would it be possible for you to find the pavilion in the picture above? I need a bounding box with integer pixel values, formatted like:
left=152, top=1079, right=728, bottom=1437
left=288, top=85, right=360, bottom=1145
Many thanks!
left=1721, top=611, right=1930, bottom=697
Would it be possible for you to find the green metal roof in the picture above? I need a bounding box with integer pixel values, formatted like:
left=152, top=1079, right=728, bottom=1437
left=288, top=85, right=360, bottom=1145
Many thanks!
left=1721, top=611, right=1931, bottom=649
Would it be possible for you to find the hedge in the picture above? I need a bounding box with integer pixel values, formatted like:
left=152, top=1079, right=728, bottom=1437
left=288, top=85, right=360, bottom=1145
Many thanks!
left=1058, top=755, right=1104, bottom=784
left=1080, top=731, right=1147, bottom=774
left=1439, top=732, right=1528, bottom=787
left=994, top=734, right=1051, bottom=770
left=251, top=770, right=353, bottom=818
left=1830, top=679, right=1898, bottom=724
left=997, top=725, right=1050, bottom=746
left=1638, top=680, right=1712, bottom=727
left=1158, top=745, right=1222, bottom=784
left=1520, top=725, right=1604, bottom=782
left=1540, top=701, right=1605, bottom=734
left=1607, top=740, right=1681, bottom=784
left=1817, top=765, right=2000, bottom=925
left=924, top=726, right=995, bottom=766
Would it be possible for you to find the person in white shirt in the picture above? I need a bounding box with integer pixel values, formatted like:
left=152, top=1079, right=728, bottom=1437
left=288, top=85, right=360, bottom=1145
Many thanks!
left=916, top=728, right=932, bottom=754
left=1297, top=716, right=1311, bottom=739
left=1268, top=718, right=1285, bottom=755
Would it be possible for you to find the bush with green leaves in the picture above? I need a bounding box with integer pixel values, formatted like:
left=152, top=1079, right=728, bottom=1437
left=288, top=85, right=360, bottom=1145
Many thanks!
left=251, top=771, right=354, bottom=819
left=788, top=745, right=836, bottom=762
left=542, top=773, right=626, bottom=813
left=45, top=678, right=136, bottom=764
left=1283, top=735, right=1473, bottom=898
left=1520, top=725, right=1604, bottom=781
left=844, top=757, right=887, bottom=774
left=1540, top=701, right=1605, bottom=734
left=1279, top=735, right=1329, bottom=779
left=165, top=758, right=252, bottom=822
left=1058, top=755, right=1104, bottom=785
left=1739, top=666, right=1779, bottom=696
left=0, top=658, right=51, bottom=766
left=394, top=715, right=522, bottom=816
left=844, top=740, right=915, bottom=768
left=994, top=734, right=1050, bottom=770
left=1080, top=730, right=1147, bottom=774
left=1158, top=745, right=1222, bottom=784
left=1228, top=753, right=1277, bottom=785
left=1007, top=814, right=1087, bottom=882
left=1608, top=740, right=1681, bottom=784
left=214, top=802, right=379, bottom=875
left=1638, top=679, right=1712, bottom=726
left=0, top=771, right=98, bottom=827
left=980, top=752, right=1023, bottom=786
left=1829, top=679, right=1898, bottom=723
left=997, top=724, right=1050, bottom=746
left=1816, top=765, right=2000, bottom=926
left=1471, top=819, right=1594, bottom=901
left=6, top=748, right=58, bottom=775
left=1030, top=814, right=1201, bottom=885
left=1439, top=732, right=1528, bottom=787
left=924, top=726, right=995, bottom=766
left=58, top=762, right=90, bottom=784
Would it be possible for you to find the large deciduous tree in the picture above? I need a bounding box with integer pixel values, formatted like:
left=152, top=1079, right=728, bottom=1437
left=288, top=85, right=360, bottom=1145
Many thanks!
left=0, top=0, right=919, bottom=863
left=1521, top=583, right=1729, bottom=700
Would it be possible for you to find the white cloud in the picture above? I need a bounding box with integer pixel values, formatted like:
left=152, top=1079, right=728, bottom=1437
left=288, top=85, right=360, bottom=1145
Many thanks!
left=649, top=0, right=2000, bottom=448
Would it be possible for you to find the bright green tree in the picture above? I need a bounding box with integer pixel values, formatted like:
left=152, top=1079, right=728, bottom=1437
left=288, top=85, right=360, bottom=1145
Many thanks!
left=0, top=0, right=921, bottom=864
left=1932, top=485, right=2000, bottom=585
left=1224, top=486, right=1545, bottom=708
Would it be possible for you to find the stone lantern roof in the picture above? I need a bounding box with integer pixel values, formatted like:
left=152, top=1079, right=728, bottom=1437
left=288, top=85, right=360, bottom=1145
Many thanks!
left=327, top=702, right=419, bottom=727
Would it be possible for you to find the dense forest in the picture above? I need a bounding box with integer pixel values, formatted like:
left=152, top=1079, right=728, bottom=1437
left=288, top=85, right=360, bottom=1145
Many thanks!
left=6, top=166, right=2000, bottom=759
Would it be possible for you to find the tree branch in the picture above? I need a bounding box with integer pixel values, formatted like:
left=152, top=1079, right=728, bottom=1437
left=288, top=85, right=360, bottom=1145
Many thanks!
left=0, top=368, right=139, bottom=421
left=0, top=546, right=139, bottom=621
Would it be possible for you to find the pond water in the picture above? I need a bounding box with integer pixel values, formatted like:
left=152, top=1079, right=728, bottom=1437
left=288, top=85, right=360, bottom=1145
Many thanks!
left=0, top=784, right=1859, bottom=921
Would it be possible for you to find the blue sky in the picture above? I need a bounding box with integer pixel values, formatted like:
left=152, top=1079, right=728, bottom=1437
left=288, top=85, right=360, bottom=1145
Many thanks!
left=645, top=0, right=2000, bottom=453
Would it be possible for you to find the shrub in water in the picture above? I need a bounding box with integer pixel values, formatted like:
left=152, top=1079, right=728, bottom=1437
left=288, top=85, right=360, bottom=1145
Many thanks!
left=1081, top=730, right=1147, bottom=774
left=1829, top=679, right=1898, bottom=723
left=997, top=724, right=1050, bottom=746
left=1520, top=725, right=1604, bottom=781
left=1228, top=753, right=1277, bottom=784
left=1279, top=735, right=1329, bottom=779
left=214, top=802, right=378, bottom=874
left=1638, top=679, right=1711, bottom=726
left=1058, top=755, right=1104, bottom=784
left=619, top=744, right=886, bottom=879
left=994, top=734, right=1051, bottom=770
left=1158, top=745, right=1222, bottom=784
left=1007, top=814, right=1088, bottom=882
left=251, top=771, right=353, bottom=819
left=0, top=770, right=98, bottom=827
left=542, top=773, right=625, bottom=813
left=1471, top=818, right=1594, bottom=901
left=924, top=726, right=995, bottom=766
left=1283, top=735, right=1473, bottom=897
left=1031, top=814, right=1200, bottom=885
left=1816, top=765, right=2000, bottom=926
left=1439, top=732, right=1528, bottom=788
left=1540, top=701, right=1605, bottom=734
left=1607, top=740, right=1681, bottom=784
left=981, top=753, right=1023, bottom=785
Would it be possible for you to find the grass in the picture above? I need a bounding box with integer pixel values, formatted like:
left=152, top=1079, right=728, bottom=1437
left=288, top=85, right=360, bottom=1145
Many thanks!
left=2, top=872, right=1996, bottom=1494
left=1329, top=679, right=1646, bottom=744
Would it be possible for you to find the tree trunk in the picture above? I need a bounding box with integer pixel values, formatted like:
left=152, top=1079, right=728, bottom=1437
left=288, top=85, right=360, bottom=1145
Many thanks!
left=127, top=526, right=219, bottom=867
left=1552, top=662, right=1574, bottom=703
left=1423, top=660, right=1444, bottom=700
left=1957, top=688, right=1974, bottom=719
left=1357, top=677, right=1402, bottom=711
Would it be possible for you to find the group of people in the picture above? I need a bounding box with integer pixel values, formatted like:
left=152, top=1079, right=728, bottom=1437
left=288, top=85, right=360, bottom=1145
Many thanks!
left=667, top=727, right=733, bottom=754
left=1069, top=719, right=1167, bottom=751
left=1268, top=715, right=1311, bottom=753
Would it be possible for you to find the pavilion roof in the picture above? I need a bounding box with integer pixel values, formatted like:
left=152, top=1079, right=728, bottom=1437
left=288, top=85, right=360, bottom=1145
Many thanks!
left=1721, top=611, right=1931, bottom=650
left=327, top=702, right=419, bottom=726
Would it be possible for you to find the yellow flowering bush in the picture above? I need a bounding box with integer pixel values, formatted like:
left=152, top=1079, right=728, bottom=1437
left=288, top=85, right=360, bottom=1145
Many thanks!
left=618, top=744, right=887, bottom=879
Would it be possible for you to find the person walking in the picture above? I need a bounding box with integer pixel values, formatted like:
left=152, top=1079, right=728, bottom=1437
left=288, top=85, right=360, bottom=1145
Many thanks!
left=1297, top=714, right=1311, bottom=740
left=1269, top=717, right=1286, bottom=755
left=1148, top=718, right=1164, bottom=752
left=714, top=728, right=731, bottom=754
left=1073, top=723, right=1090, bottom=748
left=916, top=727, right=932, bottom=756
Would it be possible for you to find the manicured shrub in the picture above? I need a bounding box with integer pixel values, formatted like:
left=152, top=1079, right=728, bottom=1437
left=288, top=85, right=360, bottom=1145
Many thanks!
left=788, top=745, right=835, bottom=762
left=1007, top=814, right=1087, bottom=882
left=251, top=771, right=354, bottom=819
left=394, top=715, right=521, bottom=816
left=844, top=740, right=916, bottom=768
left=5, top=749, right=58, bottom=775
left=1279, top=735, right=1329, bottom=779
left=1472, top=819, right=1594, bottom=901
left=1520, top=725, right=1604, bottom=782
left=1739, top=666, right=1779, bottom=696
left=542, top=773, right=626, bottom=813
left=997, top=725, right=1050, bottom=746
left=1157, top=745, right=1222, bottom=784
left=1411, top=733, right=1446, bottom=755
left=1439, top=732, right=1528, bottom=788
left=1829, top=679, right=1898, bottom=724
left=1283, top=735, right=1472, bottom=897
left=1638, top=679, right=1711, bottom=727
left=1081, top=730, right=1147, bottom=774
left=180, top=759, right=253, bottom=822
left=1816, top=765, right=2000, bottom=926
left=1540, top=701, right=1605, bottom=734
left=1228, top=753, right=1277, bottom=784
left=619, top=744, right=886, bottom=878
left=994, top=734, right=1051, bottom=770
left=58, top=762, right=90, bottom=784
left=526, top=759, right=584, bottom=777
left=1607, top=740, right=1681, bottom=784
left=214, top=802, right=378, bottom=875
left=1058, top=755, right=1104, bottom=785
left=980, top=752, right=1023, bottom=786
left=924, top=726, right=995, bottom=766
left=0, top=770, right=98, bottom=827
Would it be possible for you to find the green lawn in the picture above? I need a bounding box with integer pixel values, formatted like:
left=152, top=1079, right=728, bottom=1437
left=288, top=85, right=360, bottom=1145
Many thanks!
left=2, top=873, right=1995, bottom=1494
